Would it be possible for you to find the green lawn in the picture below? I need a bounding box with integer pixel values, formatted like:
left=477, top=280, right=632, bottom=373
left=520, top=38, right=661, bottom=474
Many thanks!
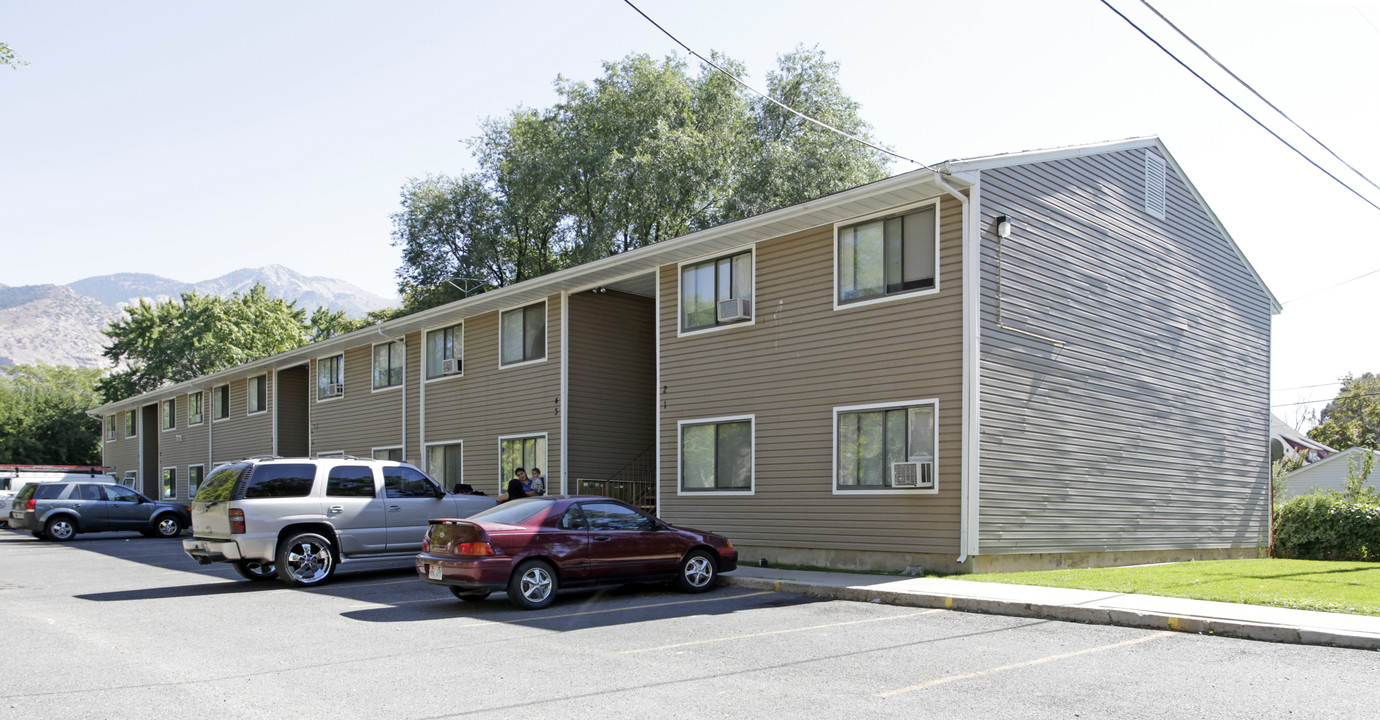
left=949, top=559, right=1380, bottom=616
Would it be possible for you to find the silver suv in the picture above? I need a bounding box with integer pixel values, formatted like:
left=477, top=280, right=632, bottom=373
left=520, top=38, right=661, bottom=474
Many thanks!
left=182, top=456, right=495, bottom=587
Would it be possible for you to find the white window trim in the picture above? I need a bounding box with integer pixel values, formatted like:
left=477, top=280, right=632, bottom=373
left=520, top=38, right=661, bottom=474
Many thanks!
left=833, top=198, right=942, bottom=312
left=423, top=439, right=464, bottom=486
left=676, top=414, right=755, bottom=496
left=125, top=409, right=137, bottom=438
left=316, top=353, right=346, bottom=403
left=675, top=246, right=757, bottom=338
left=247, top=374, right=269, bottom=415
left=188, top=392, right=205, bottom=426
left=122, top=470, right=138, bottom=488
left=371, top=445, right=404, bottom=461
left=424, top=322, right=465, bottom=383
left=832, top=398, right=939, bottom=495
left=497, top=432, right=547, bottom=492
left=187, top=464, right=205, bottom=497
left=161, top=399, right=177, bottom=432
left=315, top=450, right=346, bottom=459
left=211, top=384, right=231, bottom=422
left=370, top=340, right=406, bottom=393
left=106, top=415, right=117, bottom=442
left=161, top=466, right=178, bottom=499
left=498, top=300, right=549, bottom=370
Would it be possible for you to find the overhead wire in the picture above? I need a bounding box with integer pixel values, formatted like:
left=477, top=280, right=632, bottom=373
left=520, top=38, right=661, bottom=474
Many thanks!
left=1140, top=0, right=1379, bottom=193
left=620, top=0, right=933, bottom=171
left=1099, top=0, right=1380, bottom=213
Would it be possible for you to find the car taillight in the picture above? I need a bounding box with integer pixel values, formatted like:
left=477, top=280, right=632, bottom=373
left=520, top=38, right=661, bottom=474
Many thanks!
left=452, top=542, right=494, bottom=556
left=229, top=508, right=245, bottom=534
left=25, top=499, right=36, bottom=512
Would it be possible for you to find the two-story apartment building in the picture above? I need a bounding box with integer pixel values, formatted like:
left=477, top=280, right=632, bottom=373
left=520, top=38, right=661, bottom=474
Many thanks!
left=94, top=137, right=1278, bottom=573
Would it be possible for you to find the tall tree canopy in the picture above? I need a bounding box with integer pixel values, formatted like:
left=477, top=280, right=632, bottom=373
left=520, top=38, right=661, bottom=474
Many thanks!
left=1309, top=373, right=1380, bottom=451
left=0, top=363, right=104, bottom=464
left=98, top=285, right=370, bottom=403
left=393, top=46, right=891, bottom=312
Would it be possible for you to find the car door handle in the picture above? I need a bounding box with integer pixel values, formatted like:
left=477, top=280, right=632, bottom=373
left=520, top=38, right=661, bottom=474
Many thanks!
left=328, top=505, right=344, bottom=514
left=593, top=535, right=611, bottom=542
left=388, top=505, right=401, bottom=512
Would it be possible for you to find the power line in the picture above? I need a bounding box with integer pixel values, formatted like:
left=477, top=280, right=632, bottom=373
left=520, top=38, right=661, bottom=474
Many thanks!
left=1271, top=391, right=1380, bottom=409
left=1283, top=266, right=1380, bottom=304
left=620, top=0, right=932, bottom=171
left=1140, top=1, right=1379, bottom=193
left=1100, top=0, right=1380, bottom=213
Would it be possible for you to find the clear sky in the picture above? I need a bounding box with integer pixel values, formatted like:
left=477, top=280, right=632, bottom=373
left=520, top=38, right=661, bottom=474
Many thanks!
left=2, top=0, right=1377, bottom=426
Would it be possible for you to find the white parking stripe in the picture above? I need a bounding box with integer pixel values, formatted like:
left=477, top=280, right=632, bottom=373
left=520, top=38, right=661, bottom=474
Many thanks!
left=620, top=609, right=945, bottom=654
left=876, top=630, right=1177, bottom=697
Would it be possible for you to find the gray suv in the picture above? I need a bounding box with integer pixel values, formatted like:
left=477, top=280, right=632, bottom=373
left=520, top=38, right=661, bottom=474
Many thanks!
left=182, top=457, right=495, bottom=587
left=8, top=481, right=191, bottom=541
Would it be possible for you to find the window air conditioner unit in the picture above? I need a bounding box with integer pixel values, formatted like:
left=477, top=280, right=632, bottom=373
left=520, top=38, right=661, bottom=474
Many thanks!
left=716, top=297, right=752, bottom=323
left=323, top=383, right=344, bottom=398
left=441, top=358, right=461, bottom=375
left=891, top=461, right=934, bottom=490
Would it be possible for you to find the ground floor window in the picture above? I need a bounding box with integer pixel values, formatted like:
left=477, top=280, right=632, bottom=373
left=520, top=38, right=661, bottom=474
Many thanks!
left=373, top=447, right=403, bottom=462
left=162, top=467, right=177, bottom=499
left=679, top=416, right=753, bottom=493
left=188, top=465, right=205, bottom=497
left=836, top=400, right=937, bottom=492
left=426, top=442, right=463, bottom=491
left=122, top=471, right=137, bottom=489
left=500, top=435, right=546, bottom=492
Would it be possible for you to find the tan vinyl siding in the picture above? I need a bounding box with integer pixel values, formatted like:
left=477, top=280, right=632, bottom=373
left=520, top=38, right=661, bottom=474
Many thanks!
left=421, top=294, right=565, bottom=494
left=208, top=377, right=274, bottom=464
left=311, top=345, right=406, bottom=457
left=156, top=391, right=211, bottom=500
left=976, top=148, right=1272, bottom=555
left=658, top=196, right=966, bottom=555
left=567, top=290, right=655, bottom=481
left=103, top=410, right=140, bottom=482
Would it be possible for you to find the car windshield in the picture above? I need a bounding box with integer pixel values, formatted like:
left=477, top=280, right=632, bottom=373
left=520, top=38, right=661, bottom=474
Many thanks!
left=469, top=498, right=555, bottom=525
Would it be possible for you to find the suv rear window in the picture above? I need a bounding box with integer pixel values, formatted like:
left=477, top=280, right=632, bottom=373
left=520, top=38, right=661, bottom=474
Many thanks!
left=34, top=484, right=67, bottom=500
left=327, top=466, right=376, bottom=498
left=195, top=464, right=251, bottom=503
left=243, top=464, right=316, bottom=499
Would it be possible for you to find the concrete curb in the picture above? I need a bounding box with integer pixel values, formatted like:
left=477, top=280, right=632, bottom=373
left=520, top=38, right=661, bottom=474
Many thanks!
left=720, top=575, right=1380, bottom=651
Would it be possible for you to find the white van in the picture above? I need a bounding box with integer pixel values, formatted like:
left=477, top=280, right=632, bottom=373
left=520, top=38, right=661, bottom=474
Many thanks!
left=0, top=466, right=119, bottom=527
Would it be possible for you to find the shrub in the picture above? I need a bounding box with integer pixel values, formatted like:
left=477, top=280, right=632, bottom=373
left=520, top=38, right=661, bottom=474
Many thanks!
left=1274, top=493, right=1380, bottom=561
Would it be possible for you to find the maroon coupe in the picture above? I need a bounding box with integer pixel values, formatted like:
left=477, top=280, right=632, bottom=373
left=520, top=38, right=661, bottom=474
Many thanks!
left=415, top=496, right=737, bottom=609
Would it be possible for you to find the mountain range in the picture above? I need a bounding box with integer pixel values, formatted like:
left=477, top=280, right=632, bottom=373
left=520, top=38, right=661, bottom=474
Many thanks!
left=0, top=265, right=397, bottom=370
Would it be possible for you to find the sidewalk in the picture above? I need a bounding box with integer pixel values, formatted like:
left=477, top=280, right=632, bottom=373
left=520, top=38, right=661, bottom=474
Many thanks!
left=721, top=565, right=1380, bottom=651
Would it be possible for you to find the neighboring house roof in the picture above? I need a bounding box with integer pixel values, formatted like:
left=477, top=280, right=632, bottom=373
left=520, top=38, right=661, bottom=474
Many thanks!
left=1271, top=413, right=1334, bottom=460
left=1281, top=446, right=1380, bottom=500
left=90, top=135, right=1274, bottom=415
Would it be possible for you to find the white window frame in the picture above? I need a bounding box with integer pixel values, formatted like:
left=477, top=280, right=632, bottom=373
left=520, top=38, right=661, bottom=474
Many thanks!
left=187, top=464, right=205, bottom=498
left=316, top=353, right=345, bottom=402
left=371, top=340, right=406, bottom=392
left=676, top=414, right=755, bottom=496
left=122, top=470, right=137, bottom=488
left=247, top=374, right=268, bottom=415
left=424, top=322, right=465, bottom=382
left=424, top=440, right=464, bottom=489
left=832, top=398, right=939, bottom=495
left=498, top=300, right=548, bottom=369
left=161, top=399, right=176, bottom=431
left=833, top=199, right=941, bottom=311
left=372, top=446, right=404, bottom=462
left=315, top=450, right=346, bottom=459
left=161, top=466, right=177, bottom=500
left=105, top=414, right=117, bottom=441
left=188, top=391, right=205, bottom=426
left=676, top=247, right=756, bottom=337
left=124, top=409, right=137, bottom=438
left=211, top=384, right=231, bottom=422
left=497, top=432, right=547, bottom=493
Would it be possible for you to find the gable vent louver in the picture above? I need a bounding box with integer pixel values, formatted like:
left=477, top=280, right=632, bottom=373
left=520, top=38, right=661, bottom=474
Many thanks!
left=1144, top=150, right=1167, bottom=220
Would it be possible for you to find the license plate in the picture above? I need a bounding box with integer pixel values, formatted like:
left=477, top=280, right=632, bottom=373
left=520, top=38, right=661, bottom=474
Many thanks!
left=428, top=565, right=443, bottom=580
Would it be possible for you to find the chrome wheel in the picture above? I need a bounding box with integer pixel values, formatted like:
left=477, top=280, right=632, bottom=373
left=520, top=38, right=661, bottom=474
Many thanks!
left=155, top=515, right=183, bottom=538
left=275, top=533, right=336, bottom=587
left=677, top=550, right=717, bottom=593
left=45, top=517, right=76, bottom=542
left=507, top=561, right=557, bottom=610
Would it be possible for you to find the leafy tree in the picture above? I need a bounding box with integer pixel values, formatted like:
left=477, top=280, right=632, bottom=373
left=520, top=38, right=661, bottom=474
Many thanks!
left=393, top=46, right=891, bottom=312
left=0, top=363, right=104, bottom=464
left=99, top=285, right=312, bottom=402
left=1307, top=373, right=1380, bottom=451
left=1, top=42, right=27, bottom=70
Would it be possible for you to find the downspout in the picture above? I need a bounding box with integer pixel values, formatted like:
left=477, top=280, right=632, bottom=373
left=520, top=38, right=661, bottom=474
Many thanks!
left=933, top=171, right=981, bottom=566
left=559, top=291, right=569, bottom=496
left=377, top=328, right=407, bottom=462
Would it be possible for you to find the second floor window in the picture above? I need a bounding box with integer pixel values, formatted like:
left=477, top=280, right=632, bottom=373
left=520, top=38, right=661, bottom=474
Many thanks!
left=162, top=399, right=176, bottom=430
left=373, top=341, right=404, bottom=390
left=188, top=392, right=204, bottom=425
left=681, top=251, right=753, bottom=331
left=248, top=375, right=267, bottom=414
left=318, top=355, right=344, bottom=400
left=212, top=385, right=230, bottom=420
left=426, top=324, right=463, bottom=379
left=838, top=205, right=937, bottom=304
left=500, top=303, right=546, bottom=366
